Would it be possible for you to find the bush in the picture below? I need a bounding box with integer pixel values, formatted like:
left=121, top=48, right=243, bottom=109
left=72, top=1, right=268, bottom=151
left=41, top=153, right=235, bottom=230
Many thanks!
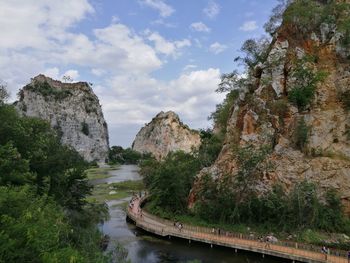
left=283, top=0, right=323, bottom=34
left=108, top=146, right=143, bottom=164
left=209, top=90, right=239, bottom=133
left=195, top=129, right=224, bottom=168
left=81, top=122, right=89, bottom=136
left=269, top=99, right=289, bottom=125
left=288, top=59, right=327, bottom=111
left=341, top=90, right=350, bottom=111
left=294, top=117, right=309, bottom=151
left=27, top=81, right=72, bottom=101
left=195, top=178, right=350, bottom=233
left=234, top=37, right=271, bottom=70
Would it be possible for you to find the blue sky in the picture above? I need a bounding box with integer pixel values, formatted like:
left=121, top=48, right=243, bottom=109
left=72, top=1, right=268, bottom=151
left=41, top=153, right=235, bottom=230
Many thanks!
left=0, top=0, right=278, bottom=147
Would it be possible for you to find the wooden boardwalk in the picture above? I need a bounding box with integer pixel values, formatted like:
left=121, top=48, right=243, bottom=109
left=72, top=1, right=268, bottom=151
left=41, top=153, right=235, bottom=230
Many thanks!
left=126, top=196, right=349, bottom=263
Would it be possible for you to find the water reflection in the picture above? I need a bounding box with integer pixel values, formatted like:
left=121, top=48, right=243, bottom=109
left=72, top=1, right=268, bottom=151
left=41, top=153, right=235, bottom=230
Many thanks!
left=101, top=165, right=282, bottom=263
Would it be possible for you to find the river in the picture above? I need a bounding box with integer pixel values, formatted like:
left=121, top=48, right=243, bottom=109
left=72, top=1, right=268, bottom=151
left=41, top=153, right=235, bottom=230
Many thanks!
left=98, top=165, right=282, bottom=263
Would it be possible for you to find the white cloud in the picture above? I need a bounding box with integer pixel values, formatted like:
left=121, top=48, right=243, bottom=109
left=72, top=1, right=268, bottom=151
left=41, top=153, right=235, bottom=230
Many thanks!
left=183, top=64, right=197, bottom=71
left=0, top=0, right=224, bottom=147
left=190, top=22, right=211, bottom=33
left=62, top=24, right=163, bottom=74
left=139, top=0, right=174, bottom=17
left=99, top=68, right=223, bottom=130
left=209, top=42, right=227, bottom=54
left=151, top=19, right=177, bottom=28
left=91, top=68, right=106, bottom=77
left=0, top=0, right=94, bottom=49
left=43, top=67, right=60, bottom=79
left=62, top=69, right=80, bottom=81
left=239, top=20, right=258, bottom=31
left=203, top=1, right=220, bottom=19
left=146, top=31, right=191, bottom=58
left=111, top=16, right=120, bottom=23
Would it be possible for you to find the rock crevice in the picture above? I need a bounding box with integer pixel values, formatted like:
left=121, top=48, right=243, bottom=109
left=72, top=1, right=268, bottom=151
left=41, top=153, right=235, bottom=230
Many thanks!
left=15, top=75, right=109, bottom=163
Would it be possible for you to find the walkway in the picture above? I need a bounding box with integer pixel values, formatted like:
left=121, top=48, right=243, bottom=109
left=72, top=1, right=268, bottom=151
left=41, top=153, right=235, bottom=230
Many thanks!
left=127, top=196, right=349, bottom=263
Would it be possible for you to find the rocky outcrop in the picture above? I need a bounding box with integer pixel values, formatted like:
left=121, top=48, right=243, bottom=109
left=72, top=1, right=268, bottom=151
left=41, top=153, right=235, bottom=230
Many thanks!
left=190, top=2, right=350, bottom=211
left=132, top=111, right=201, bottom=160
left=15, top=75, right=109, bottom=163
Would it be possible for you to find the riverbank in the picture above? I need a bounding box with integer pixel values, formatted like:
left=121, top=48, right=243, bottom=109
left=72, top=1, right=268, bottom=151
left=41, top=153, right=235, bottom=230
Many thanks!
left=87, top=165, right=144, bottom=203
left=89, top=165, right=284, bottom=263
left=143, top=203, right=350, bottom=251
left=130, top=197, right=349, bottom=263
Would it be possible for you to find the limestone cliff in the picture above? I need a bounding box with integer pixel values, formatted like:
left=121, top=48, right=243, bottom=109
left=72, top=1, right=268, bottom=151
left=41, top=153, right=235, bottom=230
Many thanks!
left=190, top=1, right=350, bottom=210
left=15, top=75, right=109, bottom=163
left=132, top=111, right=201, bottom=160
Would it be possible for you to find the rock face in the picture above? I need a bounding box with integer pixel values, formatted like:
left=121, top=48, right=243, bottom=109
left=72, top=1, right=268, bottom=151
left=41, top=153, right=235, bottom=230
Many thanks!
left=15, top=75, right=109, bottom=163
left=132, top=111, right=201, bottom=160
left=190, top=2, right=350, bottom=211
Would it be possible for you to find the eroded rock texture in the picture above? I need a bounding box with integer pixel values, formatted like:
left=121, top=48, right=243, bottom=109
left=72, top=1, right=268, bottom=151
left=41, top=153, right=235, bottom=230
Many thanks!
left=132, top=111, right=201, bottom=160
left=190, top=6, right=350, bottom=211
left=15, top=75, right=109, bottom=163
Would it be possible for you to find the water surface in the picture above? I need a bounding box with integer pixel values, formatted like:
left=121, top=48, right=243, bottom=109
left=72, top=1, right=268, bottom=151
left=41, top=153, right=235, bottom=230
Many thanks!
left=101, top=165, right=282, bottom=263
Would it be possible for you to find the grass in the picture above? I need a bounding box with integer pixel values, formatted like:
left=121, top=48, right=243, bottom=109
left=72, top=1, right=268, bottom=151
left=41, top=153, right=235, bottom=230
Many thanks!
left=86, top=165, right=119, bottom=180
left=110, top=180, right=144, bottom=191
left=88, top=179, right=145, bottom=203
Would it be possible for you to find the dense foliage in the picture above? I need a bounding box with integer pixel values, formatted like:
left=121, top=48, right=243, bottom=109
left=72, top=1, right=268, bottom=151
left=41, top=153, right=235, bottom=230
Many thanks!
left=209, top=90, right=239, bottom=133
left=26, top=80, right=73, bottom=100
left=141, top=151, right=200, bottom=215
left=287, top=57, right=327, bottom=111
left=0, top=94, right=115, bottom=262
left=108, top=146, right=144, bottom=164
left=194, top=129, right=224, bottom=168
left=195, top=178, right=349, bottom=233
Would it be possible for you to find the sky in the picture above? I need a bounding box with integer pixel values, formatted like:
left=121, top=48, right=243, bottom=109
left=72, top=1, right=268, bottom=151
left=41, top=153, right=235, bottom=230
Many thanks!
left=0, top=0, right=278, bottom=147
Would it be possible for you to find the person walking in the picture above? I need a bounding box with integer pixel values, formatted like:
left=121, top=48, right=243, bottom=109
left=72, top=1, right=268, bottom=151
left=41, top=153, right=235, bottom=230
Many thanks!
left=347, top=250, right=350, bottom=263
left=322, top=246, right=328, bottom=260
left=264, top=236, right=271, bottom=249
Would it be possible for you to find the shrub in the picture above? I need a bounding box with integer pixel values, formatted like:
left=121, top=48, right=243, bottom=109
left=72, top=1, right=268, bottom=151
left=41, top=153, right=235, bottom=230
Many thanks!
left=288, top=59, right=327, bottom=111
left=195, top=129, right=224, bottom=168
left=269, top=99, right=289, bottom=125
left=0, top=82, right=9, bottom=104
left=27, top=81, right=72, bottom=100
left=294, top=117, right=309, bottom=151
left=108, top=146, right=143, bottom=164
left=209, top=90, right=239, bottom=133
left=341, top=90, right=350, bottom=111
left=234, top=37, right=271, bottom=70
left=283, top=0, right=323, bottom=34
left=81, top=121, right=89, bottom=136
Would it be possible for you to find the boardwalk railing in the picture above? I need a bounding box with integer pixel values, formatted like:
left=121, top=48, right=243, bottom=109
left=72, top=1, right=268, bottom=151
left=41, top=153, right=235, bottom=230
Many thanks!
left=127, top=197, right=349, bottom=263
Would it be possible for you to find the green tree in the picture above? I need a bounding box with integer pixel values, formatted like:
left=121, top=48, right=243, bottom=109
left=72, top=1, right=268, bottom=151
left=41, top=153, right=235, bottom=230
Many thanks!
left=146, top=151, right=200, bottom=214
left=209, top=90, right=239, bottom=133
left=288, top=59, right=327, bottom=111
left=234, top=37, right=271, bottom=69
left=264, top=0, right=292, bottom=35
left=0, top=82, right=9, bottom=104
left=194, top=129, right=223, bottom=168
left=108, top=146, right=143, bottom=164
left=0, top=142, right=33, bottom=185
